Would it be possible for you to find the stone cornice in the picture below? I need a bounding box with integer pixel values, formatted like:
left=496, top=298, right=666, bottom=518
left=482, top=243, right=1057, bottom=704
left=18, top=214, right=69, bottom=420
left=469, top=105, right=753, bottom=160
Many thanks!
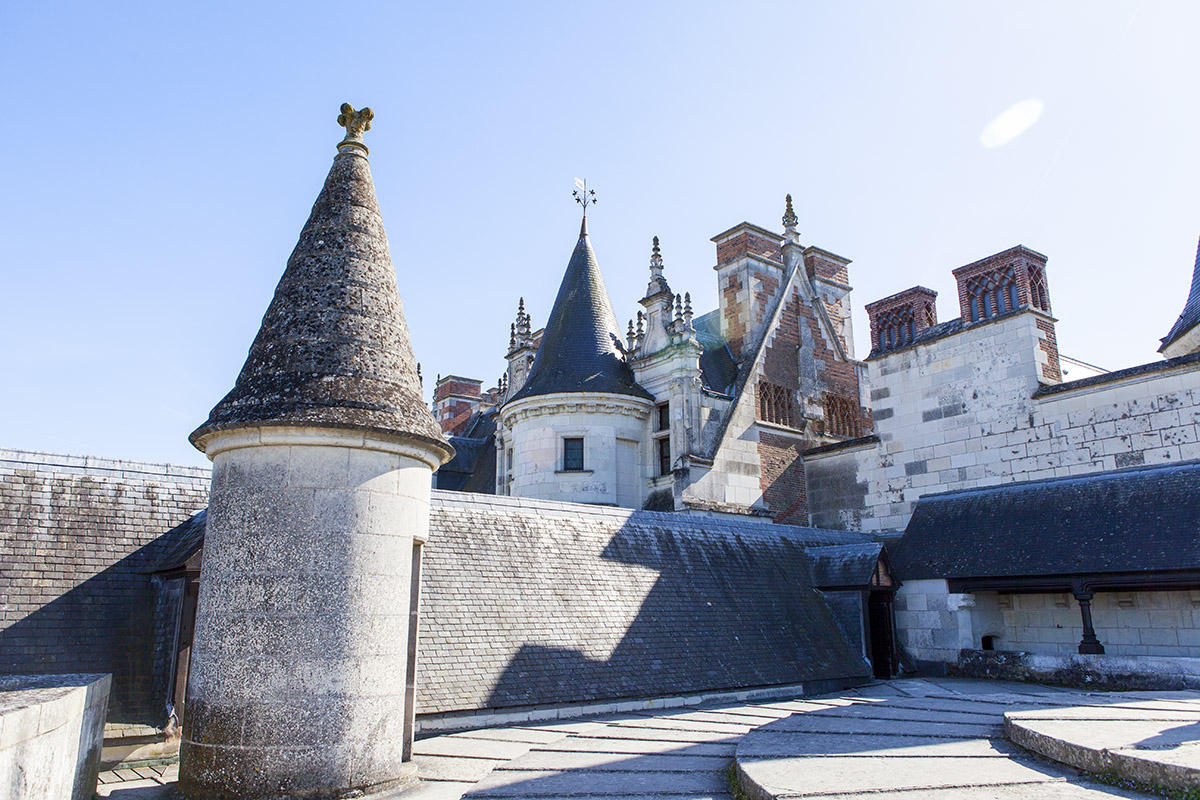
left=499, top=392, right=653, bottom=427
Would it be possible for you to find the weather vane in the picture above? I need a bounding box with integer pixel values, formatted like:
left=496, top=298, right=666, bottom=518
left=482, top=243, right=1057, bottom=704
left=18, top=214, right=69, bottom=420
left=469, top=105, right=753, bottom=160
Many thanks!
left=573, top=178, right=597, bottom=217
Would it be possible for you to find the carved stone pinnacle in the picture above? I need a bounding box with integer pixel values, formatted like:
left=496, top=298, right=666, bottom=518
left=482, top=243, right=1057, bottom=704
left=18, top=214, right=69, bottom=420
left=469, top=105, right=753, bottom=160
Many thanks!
left=337, top=103, right=374, bottom=151
left=782, top=193, right=799, bottom=229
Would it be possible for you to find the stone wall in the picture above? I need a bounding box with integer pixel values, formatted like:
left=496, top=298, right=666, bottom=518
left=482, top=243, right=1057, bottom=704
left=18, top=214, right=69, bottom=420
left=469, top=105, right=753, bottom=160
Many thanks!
left=0, top=673, right=110, bottom=800
left=804, top=311, right=1200, bottom=532
left=972, top=590, right=1200, bottom=658
left=0, top=450, right=209, bottom=725
left=418, top=491, right=872, bottom=715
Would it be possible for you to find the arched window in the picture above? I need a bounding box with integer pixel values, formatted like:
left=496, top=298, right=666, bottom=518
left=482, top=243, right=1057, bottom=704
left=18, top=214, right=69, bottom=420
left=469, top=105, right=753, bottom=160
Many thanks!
left=966, top=267, right=1019, bottom=322
left=876, top=306, right=916, bottom=353
left=1028, top=265, right=1049, bottom=311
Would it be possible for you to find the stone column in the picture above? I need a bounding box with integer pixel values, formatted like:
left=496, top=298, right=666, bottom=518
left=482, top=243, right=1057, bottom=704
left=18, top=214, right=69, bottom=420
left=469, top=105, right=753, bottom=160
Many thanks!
left=1074, top=588, right=1106, bottom=655
left=181, top=429, right=442, bottom=798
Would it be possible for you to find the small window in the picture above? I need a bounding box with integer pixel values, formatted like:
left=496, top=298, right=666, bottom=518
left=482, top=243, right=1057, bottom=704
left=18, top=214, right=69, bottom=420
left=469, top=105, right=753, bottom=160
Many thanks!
left=656, top=403, right=670, bottom=432
left=657, top=438, right=672, bottom=476
left=563, top=438, right=584, bottom=471
left=981, top=635, right=997, bottom=651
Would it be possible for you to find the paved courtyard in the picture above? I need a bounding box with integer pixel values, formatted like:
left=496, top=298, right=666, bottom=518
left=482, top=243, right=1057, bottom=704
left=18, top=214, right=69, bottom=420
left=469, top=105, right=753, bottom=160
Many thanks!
left=98, top=678, right=1176, bottom=799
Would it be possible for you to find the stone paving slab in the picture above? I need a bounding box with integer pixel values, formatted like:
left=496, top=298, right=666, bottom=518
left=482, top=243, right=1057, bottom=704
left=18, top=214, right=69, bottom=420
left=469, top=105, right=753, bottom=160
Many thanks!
left=495, top=751, right=729, bottom=772
left=451, top=728, right=572, bottom=744
left=737, top=732, right=1022, bottom=758
left=1006, top=700, right=1200, bottom=792
left=413, top=755, right=507, bottom=782
left=414, top=736, right=537, bottom=760
left=736, top=682, right=1162, bottom=800
left=546, top=736, right=736, bottom=755
left=464, top=767, right=729, bottom=796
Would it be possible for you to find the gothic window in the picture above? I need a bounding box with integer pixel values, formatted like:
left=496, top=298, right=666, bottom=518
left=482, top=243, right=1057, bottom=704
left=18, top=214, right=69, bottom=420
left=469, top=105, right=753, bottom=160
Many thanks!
left=1028, top=265, right=1049, bottom=311
left=657, top=437, right=672, bottom=477
left=965, top=267, right=1019, bottom=322
left=875, top=306, right=916, bottom=353
left=758, top=382, right=801, bottom=428
left=562, top=438, right=584, bottom=471
left=824, top=393, right=863, bottom=438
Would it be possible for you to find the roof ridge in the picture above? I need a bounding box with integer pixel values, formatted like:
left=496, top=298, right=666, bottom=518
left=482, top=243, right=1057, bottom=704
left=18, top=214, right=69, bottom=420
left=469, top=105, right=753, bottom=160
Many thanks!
left=918, top=458, right=1200, bottom=501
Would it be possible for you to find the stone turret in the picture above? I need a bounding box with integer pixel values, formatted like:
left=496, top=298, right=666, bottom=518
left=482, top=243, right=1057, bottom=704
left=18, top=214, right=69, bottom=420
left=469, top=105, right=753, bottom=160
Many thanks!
left=499, top=212, right=653, bottom=505
left=181, top=104, right=452, bottom=799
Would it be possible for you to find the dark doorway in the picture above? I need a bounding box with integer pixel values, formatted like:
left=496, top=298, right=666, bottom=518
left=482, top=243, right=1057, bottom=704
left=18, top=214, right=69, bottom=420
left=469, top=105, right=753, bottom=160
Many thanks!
left=867, top=591, right=895, bottom=678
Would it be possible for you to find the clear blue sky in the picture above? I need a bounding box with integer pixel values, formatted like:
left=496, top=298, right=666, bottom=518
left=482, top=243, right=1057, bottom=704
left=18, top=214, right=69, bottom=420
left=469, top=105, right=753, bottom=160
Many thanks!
left=2, top=2, right=1197, bottom=466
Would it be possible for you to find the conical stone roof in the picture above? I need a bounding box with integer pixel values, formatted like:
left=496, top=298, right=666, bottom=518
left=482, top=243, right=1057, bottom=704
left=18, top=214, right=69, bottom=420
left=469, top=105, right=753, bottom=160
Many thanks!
left=507, top=219, right=651, bottom=403
left=190, top=108, right=451, bottom=460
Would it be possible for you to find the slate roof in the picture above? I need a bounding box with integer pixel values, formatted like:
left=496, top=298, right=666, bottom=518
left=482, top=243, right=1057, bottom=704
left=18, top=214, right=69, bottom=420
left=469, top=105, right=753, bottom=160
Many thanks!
left=1033, top=351, right=1200, bottom=398
left=807, top=542, right=884, bottom=588
left=148, top=510, right=206, bottom=574
left=891, top=460, right=1200, bottom=581
left=190, top=130, right=451, bottom=460
left=438, top=411, right=498, bottom=493
left=692, top=309, right=738, bottom=395
left=1160, top=236, right=1200, bottom=352
left=506, top=220, right=652, bottom=403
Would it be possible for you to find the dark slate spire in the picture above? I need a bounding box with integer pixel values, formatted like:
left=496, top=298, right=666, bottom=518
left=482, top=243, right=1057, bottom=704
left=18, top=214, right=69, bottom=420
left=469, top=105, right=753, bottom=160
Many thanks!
left=507, top=221, right=651, bottom=403
left=190, top=105, right=452, bottom=459
left=1160, top=236, right=1200, bottom=354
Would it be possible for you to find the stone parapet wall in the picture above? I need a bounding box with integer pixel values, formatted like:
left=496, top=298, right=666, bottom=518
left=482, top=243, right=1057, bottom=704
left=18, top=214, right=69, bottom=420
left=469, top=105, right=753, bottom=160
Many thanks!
left=0, top=673, right=111, bottom=800
left=0, top=450, right=209, bottom=725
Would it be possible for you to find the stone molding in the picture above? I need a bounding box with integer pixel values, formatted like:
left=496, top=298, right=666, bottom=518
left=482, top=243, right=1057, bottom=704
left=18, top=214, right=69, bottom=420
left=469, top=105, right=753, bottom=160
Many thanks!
left=199, top=425, right=447, bottom=471
left=500, top=392, right=652, bottom=428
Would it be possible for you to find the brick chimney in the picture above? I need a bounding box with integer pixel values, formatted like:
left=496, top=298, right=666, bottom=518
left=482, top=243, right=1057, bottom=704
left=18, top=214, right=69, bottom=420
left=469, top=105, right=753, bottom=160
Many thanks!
left=433, top=375, right=483, bottom=433
left=711, top=222, right=785, bottom=359
left=864, top=286, right=938, bottom=355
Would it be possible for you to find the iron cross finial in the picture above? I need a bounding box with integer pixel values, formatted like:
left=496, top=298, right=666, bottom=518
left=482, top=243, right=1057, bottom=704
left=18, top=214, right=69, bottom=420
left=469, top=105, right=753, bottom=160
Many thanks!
left=572, top=178, right=597, bottom=217
left=337, top=103, right=374, bottom=150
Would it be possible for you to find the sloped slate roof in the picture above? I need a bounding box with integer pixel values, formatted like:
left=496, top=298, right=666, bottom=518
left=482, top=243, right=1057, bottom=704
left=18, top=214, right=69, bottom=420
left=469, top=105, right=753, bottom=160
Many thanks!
left=438, top=411, right=498, bottom=493
left=807, top=542, right=883, bottom=588
left=190, top=140, right=450, bottom=459
left=148, top=510, right=207, bottom=573
left=892, top=460, right=1200, bottom=581
left=507, top=221, right=651, bottom=402
left=1161, top=237, right=1200, bottom=352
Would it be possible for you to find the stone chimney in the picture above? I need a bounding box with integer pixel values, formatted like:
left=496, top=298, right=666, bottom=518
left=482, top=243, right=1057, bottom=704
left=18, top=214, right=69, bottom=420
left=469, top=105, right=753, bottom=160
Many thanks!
left=181, top=104, right=452, bottom=799
left=711, top=221, right=785, bottom=360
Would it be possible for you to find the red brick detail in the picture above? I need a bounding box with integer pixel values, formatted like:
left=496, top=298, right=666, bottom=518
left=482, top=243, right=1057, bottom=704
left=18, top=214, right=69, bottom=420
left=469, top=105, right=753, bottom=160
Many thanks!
left=759, top=432, right=808, bottom=524
left=715, top=231, right=783, bottom=265
left=951, top=246, right=1049, bottom=322
left=864, top=287, right=938, bottom=353
left=804, top=252, right=849, bottom=285
left=753, top=273, right=780, bottom=330
left=1036, top=318, right=1062, bottom=383
left=433, top=377, right=483, bottom=403
left=760, top=286, right=872, bottom=439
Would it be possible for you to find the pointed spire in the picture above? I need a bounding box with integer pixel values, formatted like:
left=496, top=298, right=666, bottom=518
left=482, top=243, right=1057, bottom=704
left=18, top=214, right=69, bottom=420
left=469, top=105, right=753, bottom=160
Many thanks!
left=683, top=292, right=694, bottom=329
left=636, top=310, right=645, bottom=346
left=674, top=294, right=684, bottom=327
left=1160, top=235, right=1200, bottom=355
left=190, top=104, right=450, bottom=459
left=506, top=219, right=650, bottom=403
left=782, top=193, right=798, bottom=230
left=626, top=319, right=637, bottom=352
left=642, top=235, right=672, bottom=302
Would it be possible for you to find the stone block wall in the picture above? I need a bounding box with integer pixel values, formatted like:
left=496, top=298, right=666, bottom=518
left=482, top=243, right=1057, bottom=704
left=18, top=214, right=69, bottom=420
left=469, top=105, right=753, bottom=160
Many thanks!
left=0, top=674, right=111, bottom=800
left=971, top=590, right=1200, bottom=658
left=0, top=450, right=209, bottom=725
left=804, top=312, right=1200, bottom=532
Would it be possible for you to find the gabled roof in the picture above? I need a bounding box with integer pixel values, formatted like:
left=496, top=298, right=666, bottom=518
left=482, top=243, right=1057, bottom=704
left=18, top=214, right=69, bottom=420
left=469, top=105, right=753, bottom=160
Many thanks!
left=892, top=460, right=1200, bottom=581
left=807, top=542, right=885, bottom=588
left=147, top=510, right=206, bottom=574
left=1160, top=237, right=1200, bottom=353
left=507, top=219, right=651, bottom=402
left=190, top=121, right=450, bottom=459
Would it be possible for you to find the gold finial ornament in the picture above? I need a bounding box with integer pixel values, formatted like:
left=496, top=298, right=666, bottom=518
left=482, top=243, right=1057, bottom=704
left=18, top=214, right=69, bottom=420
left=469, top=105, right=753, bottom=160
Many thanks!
left=782, top=193, right=798, bottom=229
left=337, top=103, right=374, bottom=153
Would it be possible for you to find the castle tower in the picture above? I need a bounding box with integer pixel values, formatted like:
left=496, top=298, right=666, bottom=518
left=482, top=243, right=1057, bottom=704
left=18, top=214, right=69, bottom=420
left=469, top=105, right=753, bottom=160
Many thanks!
left=181, top=105, right=452, bottom=799
left=500, top=214, right=653, bottom=506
